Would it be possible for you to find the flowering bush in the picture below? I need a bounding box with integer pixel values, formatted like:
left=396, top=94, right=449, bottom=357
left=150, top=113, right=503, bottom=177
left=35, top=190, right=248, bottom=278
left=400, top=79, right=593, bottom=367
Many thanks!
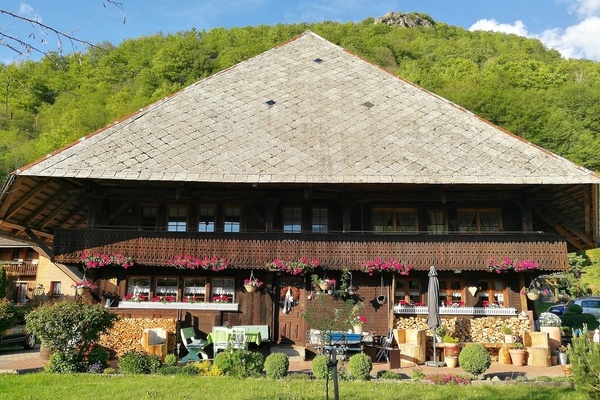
left=124, top=293, right=148, bottom=302
left=80, top=251, right=134, bottom=269
left=539, top=312, right=562, bottom=327
left=487, top=257, right=539, bottom=273
left=350, top=315, right=367, bottom=326
left=151, top=295, right=176, bottom=303
left=212, top=295, right=229, bottom=303
left=360, top=258, right=412, bottom=276
left=169, top=255, right=228, bottom=271
left=520, top=287, right=550, bottom=297
left=270, top=257, right=319, bottom=275
left=244, top=278, right=263, bottom=288
left=72, top=279, right=97, bottom=290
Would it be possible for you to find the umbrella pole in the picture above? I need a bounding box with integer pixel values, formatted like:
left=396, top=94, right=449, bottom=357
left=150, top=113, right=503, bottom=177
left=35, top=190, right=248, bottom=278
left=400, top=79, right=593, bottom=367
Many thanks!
left=425, top=328, right=445, bottom=367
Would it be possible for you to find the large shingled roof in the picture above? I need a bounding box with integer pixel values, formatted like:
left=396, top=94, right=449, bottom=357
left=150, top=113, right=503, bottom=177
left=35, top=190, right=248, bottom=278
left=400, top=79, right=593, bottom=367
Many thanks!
left=18, top=31, right=600, bottom=185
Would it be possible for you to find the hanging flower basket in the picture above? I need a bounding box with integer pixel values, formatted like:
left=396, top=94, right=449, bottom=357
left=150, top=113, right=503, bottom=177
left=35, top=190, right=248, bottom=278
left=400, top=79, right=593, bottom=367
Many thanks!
left=376, top=295, right=387, bottom=305
left=244, top=284, right=257, bottom=293
left=527, top=292, right=540, bottom=300
left=244, top=272, right=263, bottom=293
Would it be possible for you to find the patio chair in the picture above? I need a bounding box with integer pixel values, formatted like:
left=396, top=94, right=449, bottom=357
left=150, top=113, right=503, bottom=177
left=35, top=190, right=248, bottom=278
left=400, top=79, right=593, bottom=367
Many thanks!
left=375, top=330, right=394, bottom=362
left=393, top=328, right=426, bottom=365
left=140, top=328, right=168, bottom=361
left=524, top=331, right=551, bottom=367
left=180, top=327, right=209, bottom=363
left=229, top=327, right=248, bottom=350
left=211, top=327, right=231, bottom=356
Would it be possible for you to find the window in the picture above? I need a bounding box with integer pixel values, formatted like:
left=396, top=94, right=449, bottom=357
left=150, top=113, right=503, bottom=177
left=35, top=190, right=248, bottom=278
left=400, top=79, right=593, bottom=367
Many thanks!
left=127, top=277, right=150, bottom=299
left=312, top=207, right=328, bottom=233
left=198, top=206, right=215, bottom=232
left=283, top=207, right=302, bottom=233
left=184, top=278, right=207, bottom=301
left=395, top=280, right=421, bottom=304
left=50, top=281, right=61, bottom=297
left=373, top=209, right=417, bottom=232
left=439, top=280, right=463, bottom=306
left=211, top=278, right=235, bottom=303
left=155, top=277, right=178, bottom=298
left=456, top=209, right=502, bottom=232
left=224, top=206, right=240, bottom=233
left=140, top=205, right=158, bottom=230
left=12, top=248, right=20, bottom=260
left=167, top=206, right=187, bottom=232
left=477, top=280, right=506, bottom=306
left=426, top=210, right=447, bottom=234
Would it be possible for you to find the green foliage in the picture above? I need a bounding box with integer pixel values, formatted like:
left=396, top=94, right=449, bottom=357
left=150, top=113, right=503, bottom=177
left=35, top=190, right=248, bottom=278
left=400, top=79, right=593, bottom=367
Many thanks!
left=458, top=343, right=491, bottom=378
left=311, top=354, right=330, bottom=379
left=443, top=335, right=459, bottom=343
left=263, top=352, right=289, bottom=378
left=191, top=360, right=223, bottom=376
left=561, top=313, right=600, bottom=331
left=566, top=304, right=584, bottom=314
left=569, top=326, right=600, bottom=397
left=347, top=353, right=372, bottom=380
left=0, top=267, right=7, bottom=298
left=163, top=353, right=177, bottom=367
left=0, top=298, right=17, bottom=333
left=25, top=300, right=117, bottom=355
left=411, top=368, right=426, bottom=380
left=213, top=348, right=264, bottom=378
left=117, top=351, right=161, bottom=374
left=377, top=370, right=403, bottom=379
left=45, top=350, right=85, bottom=373
left=303, top=296, right=359, bottom=333
left=87, top=346, right=110, bottom=368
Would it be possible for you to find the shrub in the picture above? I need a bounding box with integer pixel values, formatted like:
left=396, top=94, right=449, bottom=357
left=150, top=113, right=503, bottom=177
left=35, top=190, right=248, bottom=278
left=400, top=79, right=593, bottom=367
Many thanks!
left=87, top=346, right=110, bottom=369
left=103, top=367, right=117, bottom=374
left=561, top=313, right=600, bottom=331
left=0, top=298, right=17, bottom=333
left=158, top=365, right=181, bottom=375
left=411, top=368, right=426, bottom=380
left=192, top=360, right=223, bottom=376
left=213, top=348, right=264, bottom=378
left=378, top=370, right=402, bottom=380
left=118, top=351, right=161, bottom=374
left=566, top=304, right=583, bottom=314
left=179, top=363, right=199, bottom=375
left=264, top=352, right=289, bottom=378
left=570, top=326, right=600, bottom=397
left=443, top=335, right=458, bottom=343
left=311, top=354, right=330, bottom=379
left=26, top=300, right=117, bottom=356
left=429, top=373, right=471, bottom=385
left=163, top=353, right=178, bottom=367
left=458, top=343, right=491, bottom=378
left=45, top=350, right=85, bottom=373
left=347, top=353, right=372, bottom=380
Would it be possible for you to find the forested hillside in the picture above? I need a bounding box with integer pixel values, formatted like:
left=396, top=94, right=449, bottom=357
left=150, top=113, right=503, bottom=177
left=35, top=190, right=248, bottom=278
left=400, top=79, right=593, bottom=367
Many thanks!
left=1, top=15, right=600, bottom=183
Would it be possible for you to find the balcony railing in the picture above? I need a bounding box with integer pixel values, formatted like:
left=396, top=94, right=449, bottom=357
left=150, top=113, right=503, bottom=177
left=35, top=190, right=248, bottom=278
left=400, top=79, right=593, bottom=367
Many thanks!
left=53, top=229, right=569, bottom=271
left=0, top=261, right=38, bottom=276
left=394, top=305, right=518, bottom=316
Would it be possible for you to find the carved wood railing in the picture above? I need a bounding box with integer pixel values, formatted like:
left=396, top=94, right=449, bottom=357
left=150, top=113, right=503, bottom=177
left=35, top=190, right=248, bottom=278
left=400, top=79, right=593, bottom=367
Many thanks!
left=0, top=261, right=38, bottom=276
left=53, top=229, right=569, bottom=271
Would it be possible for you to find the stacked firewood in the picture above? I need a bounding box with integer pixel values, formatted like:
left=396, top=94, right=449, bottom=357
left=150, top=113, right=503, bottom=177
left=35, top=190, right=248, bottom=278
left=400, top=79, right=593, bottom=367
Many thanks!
left=97, top=317, right=177, bottom=357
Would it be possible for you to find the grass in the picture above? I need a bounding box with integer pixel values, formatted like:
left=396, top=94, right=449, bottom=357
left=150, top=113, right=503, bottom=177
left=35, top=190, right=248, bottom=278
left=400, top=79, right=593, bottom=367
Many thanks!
left=0, top=373, right=589, bottom=400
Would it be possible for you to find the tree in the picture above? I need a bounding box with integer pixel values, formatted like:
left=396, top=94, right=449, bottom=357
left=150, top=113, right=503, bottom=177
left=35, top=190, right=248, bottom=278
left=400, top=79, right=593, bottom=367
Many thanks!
left=0, top=1, right=124, bottom=58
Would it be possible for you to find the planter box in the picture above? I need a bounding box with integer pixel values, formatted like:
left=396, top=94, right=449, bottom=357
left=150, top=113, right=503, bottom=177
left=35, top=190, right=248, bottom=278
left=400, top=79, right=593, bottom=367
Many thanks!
left=117, top=301, right=239, bottom=311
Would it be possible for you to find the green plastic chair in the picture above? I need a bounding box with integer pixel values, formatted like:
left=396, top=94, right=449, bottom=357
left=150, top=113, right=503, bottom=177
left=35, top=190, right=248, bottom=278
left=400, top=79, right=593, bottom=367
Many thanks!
left=180, top=327, right=209, bottom=363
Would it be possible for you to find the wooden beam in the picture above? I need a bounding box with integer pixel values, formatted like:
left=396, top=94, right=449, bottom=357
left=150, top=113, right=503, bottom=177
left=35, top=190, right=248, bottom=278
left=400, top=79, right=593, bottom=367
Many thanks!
left=104, top=199, right=133, bottom=224
left=23, top=189, right=75, bottom=226
left=39, top=195, right=80, bottom=229
left=533, top=203, right=595, bottom=248
left=2, top=180, right=52, bottom=220
left=25, top=228, right=54, bottom=259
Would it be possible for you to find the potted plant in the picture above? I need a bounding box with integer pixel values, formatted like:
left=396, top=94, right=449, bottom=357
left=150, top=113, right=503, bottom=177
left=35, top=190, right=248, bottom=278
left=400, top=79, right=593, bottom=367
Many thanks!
left=311, top=274, right=336, bottom=291
left=503, top=326, right=514, bottom=343
left=508, top=342, right=527, bottom=367
left=443, top=334, right=460, bottom=357
left=350, top=315, right=367, bottom=334
left=557, top=345, right=569, bottom=365
left=243, top=277, right=263, bottom=293
left=72, top=279, right=97, bottom=295
left=539, top=311, right=562, bottom=352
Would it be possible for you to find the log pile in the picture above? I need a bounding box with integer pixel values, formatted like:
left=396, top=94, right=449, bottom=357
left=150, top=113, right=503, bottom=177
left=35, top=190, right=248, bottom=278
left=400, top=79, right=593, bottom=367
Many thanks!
left=97, top=317, right=177, bottom=358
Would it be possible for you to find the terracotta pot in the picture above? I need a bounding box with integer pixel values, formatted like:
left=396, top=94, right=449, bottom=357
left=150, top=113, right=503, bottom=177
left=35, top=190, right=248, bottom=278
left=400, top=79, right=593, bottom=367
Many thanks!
left=561, top=364, right=573, bottom=376
left=541, top=326, right=561, bottom=353
left=445, top=356, right=458, bottom=368
left=509, top=349, right=527, bottom=367
left=39, top=344, right=52, bottom=362
left=244, top=284, right=256, bottom=293
left=444, top=344, right=460, bottom=357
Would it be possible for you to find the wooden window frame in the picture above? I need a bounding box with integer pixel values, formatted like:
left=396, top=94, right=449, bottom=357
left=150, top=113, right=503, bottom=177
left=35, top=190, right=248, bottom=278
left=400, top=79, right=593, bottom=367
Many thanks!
left=373, top=208, right=418, bottom=233
left=456, top=208, right=502, bottom=233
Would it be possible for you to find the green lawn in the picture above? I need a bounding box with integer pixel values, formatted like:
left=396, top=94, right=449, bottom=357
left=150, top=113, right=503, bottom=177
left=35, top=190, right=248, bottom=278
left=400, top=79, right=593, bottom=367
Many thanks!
left=0, top=373, right=588, bottom=400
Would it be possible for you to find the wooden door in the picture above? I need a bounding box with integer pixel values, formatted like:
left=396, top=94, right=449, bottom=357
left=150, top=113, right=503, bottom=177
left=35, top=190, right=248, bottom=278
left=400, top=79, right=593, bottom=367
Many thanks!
left=278, top=276, right=306, bottom=345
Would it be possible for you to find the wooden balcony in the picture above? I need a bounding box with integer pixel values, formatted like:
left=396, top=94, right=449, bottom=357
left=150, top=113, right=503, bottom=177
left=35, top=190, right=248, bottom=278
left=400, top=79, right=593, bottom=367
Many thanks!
left=53, top=229, right=569, bottom=271
left=0, top=260, right=38, bottom=276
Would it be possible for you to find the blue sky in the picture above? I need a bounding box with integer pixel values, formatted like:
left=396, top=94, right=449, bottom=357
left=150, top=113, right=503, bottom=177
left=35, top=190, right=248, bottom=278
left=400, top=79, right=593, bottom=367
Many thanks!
left=2, top=0, right=600, bottom=62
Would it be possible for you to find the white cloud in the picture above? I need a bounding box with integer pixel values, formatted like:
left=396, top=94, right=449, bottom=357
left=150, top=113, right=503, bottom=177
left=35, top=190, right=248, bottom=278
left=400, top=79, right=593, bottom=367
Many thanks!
left=564, top=0, right=600, bottom=17
left=19, top=3, right=34, bottom=16
left=469, top=19, right=529, bottom=36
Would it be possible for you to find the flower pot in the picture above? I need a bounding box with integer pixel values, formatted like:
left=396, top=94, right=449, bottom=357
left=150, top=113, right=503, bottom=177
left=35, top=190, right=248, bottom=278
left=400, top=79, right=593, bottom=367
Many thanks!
left=540, top=326, right=561, bottom=353
left=561, top=364, right=572, bottom=376
left=319, top=283, right=331, bottom=291
left=39, top=344, right=52, bottom=362
left=244, top=284, right=257, bottom=293
left=77, top=287, right=91, bottom=296
left=504, top=334, right=514, bottom=343
left=445, top=355, right=458, bottom=368
left=353, top=324, right=363, bottom=334
left=509, top=349, right=527, bottom=367
left=526, top=292, right=539, bottom=301
left=558, top=352, right=568, bottom=365
left=444, top=343, right=460, bottom=357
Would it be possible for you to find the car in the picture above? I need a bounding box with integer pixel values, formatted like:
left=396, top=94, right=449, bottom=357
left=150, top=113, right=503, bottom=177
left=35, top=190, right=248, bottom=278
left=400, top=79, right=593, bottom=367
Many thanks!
left=547, top=303, right=567, bottom=315
left=0, top=321, right=36, bottom=349
left=565, top=296, right=600, bottom=319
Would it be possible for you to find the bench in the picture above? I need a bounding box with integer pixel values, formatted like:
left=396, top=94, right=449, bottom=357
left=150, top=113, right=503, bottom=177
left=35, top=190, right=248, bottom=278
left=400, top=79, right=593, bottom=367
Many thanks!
left=363, top=344, right=401, bottom=368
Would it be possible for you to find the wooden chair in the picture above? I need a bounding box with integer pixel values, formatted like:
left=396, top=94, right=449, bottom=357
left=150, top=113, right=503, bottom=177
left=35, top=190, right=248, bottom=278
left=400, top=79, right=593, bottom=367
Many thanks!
left=376, top=330, right=394, bottom=362
left=140, top=328, right=168, bottom=361
left=393, top=328, right=426, bottom=365
left=180, top=327, right=209, bottom=363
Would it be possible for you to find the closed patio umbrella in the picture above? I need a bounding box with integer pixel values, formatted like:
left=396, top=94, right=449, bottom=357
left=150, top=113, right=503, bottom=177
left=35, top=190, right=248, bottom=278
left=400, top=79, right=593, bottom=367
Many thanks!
left=425, top=266, right=444, bottom=367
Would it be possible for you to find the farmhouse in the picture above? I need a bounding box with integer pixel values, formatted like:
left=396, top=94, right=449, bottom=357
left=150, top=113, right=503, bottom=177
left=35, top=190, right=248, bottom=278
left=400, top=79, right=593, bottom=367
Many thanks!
left=1, top=31, right=599, bottom=350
